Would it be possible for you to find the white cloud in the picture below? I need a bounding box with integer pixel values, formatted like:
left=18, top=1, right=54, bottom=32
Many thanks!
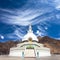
left=52, top=0, right=60, bottom=10
left=56, top=5, right=60, bottom=10
left=44, top=26, right=48, bottom=30
left=56, top=14, right=60, bottom=19
left=0, top=35, right=4, bottom=39
left=6, top=28, right=25, bottom=40
left=37, top=26, right=48, bottom=36
left=14, top=30, right=24, bottom=38
left=0, top=2, right=54, bottom=26
left=36, top=30, right=42, bottom=36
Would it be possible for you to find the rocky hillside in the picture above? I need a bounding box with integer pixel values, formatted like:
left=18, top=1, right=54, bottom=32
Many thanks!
left=0, top=41, right=19, bottom=55
left=37, top=36, right=60, bottom=54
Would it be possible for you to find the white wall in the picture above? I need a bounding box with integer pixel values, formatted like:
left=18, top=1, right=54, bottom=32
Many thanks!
left=9, top=50, right=24, bottom=57
left=35, top=50, right=51, bottom=57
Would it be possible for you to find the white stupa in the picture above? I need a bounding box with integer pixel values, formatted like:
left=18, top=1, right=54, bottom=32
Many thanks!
left=9, top=24, right=51, bottom=57
left=22, top=24, right=38, bottom=41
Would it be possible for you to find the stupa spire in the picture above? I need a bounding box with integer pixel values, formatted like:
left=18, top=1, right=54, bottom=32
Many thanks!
left=28, top=24, right=33, bottom=33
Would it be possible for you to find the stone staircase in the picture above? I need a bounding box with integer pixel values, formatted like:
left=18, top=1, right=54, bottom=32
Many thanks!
left=25, top=49, right=35, bottom=57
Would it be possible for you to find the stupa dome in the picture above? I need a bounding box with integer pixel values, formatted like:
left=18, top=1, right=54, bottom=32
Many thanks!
left=22, top=25, right=38, bottom=41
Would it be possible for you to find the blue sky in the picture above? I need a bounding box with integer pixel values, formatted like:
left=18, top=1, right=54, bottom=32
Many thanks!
left=0, top=0, right=60, bottom=42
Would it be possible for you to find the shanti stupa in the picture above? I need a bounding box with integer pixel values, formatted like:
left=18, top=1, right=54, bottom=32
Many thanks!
left=9, top=25, right=51, bottom=57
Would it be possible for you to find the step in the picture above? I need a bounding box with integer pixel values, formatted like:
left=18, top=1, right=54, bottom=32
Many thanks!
left=25, top=49, right=35, bottom=57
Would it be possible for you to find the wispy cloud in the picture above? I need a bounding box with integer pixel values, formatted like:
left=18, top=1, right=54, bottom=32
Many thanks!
left=6, top=29, right=24, bottom=40
left=54, top=0, right=60, bottom=10
left=0, top=8, right=54, bottom=26
left=0, top=0, right=55, bottom=26
left=37, top=25, right=48, bottom=36
left=5, top=25, right=26, bottom=40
